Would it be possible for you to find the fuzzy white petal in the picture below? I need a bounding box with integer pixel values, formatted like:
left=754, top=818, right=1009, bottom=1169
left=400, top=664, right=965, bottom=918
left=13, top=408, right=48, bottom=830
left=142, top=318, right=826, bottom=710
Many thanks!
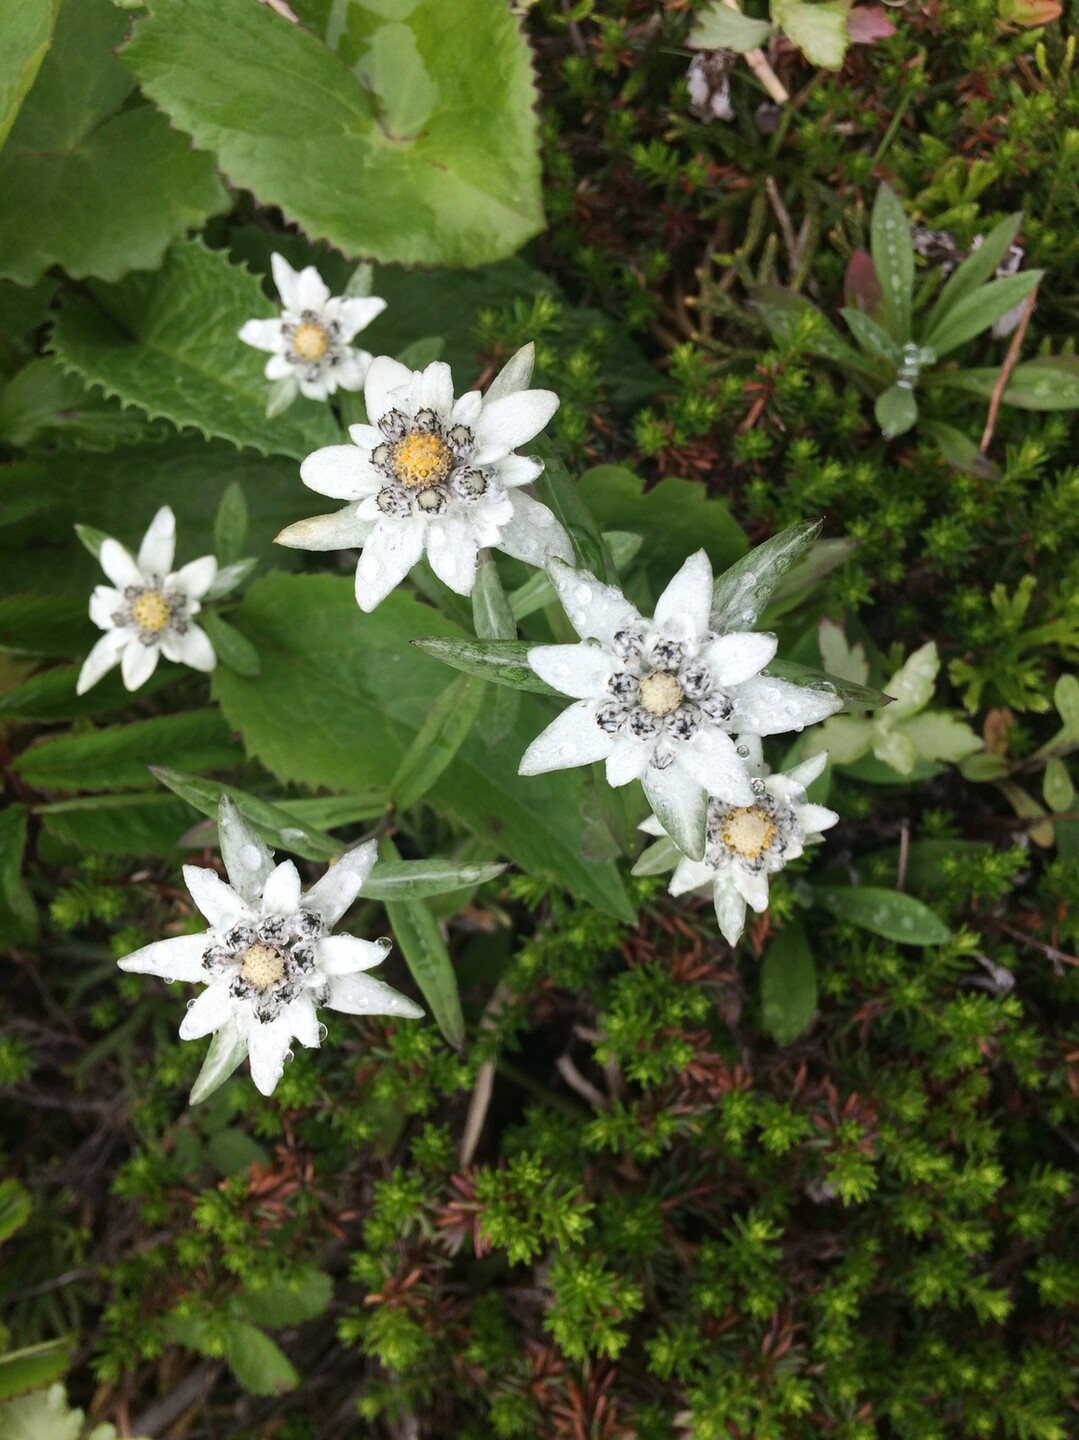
left=703, top=631, right=778, bottom=687
left=527, top=643, right=613, bottom=699
left=245, top=1011, right=294, bottom=1095
left=276, top=507, right=375, bottom=552
left=301, top=444, right=383, bottom=500
left=681, top=729, right=755, bottom=806
left=733, top=867, right=770, bottom=913
left=451, top=389, right=483, bottom=428
left=669, top=856, right=714, bottom=897
left=270, top=252, right=301, bottom=308
left=298, top=373, right=333, bottom=401
left=326, top=971, right=424, bottom=1018
left=713, top=875, right=748, bottom=945
left=494, top=452, right=544, bottom=489
left=304, top=840, right=378, bottom=926
left=797, top=802, right=839, bottom=837
left=99, top=538, right=142, bottom=589
left=167, top=624, right=216, bottom=673
left=547, top=559, right=640, bottom=644
left=76, top=631, right=125, bottom=694
left=333, top=296, right=387, bottom=340
left=652, top=550, right=713, bottom=640
left=355, top=521, right=426, bottom=611
left=365, top=355, right=416, bottom=422
left=117, top=933, right=209, bottom=982
left=786, top=750, right=829, bottom=790
left=485, top=342, right=535, bottom=403
left=121, top=639, right=160, bottom=691
left=88, top=585, right=123, bottom=630
left=173, top=555, right=218, bottom=600
left=262, top=860, right=302, bottom=916
left=137, top=507, right=176, bottom=575
left=497, top=490, right=573, bottom=566
left=288, top=993, right=322, bottom=1049
left=332, top=349, right=370, bottom=392
left=265, top=352, right=294, bottom=380
left=414, top=361, right=455, bottom=418
left=519, top=702, right=614, bottom=775
left=179, top=983, right=234, bottom=1041
left=183, top=865, right=246, bottom=928
left=425, top=517, right=479, bottom=595
left=605, top=736, right=650, bottom=786
left=316, top=934, right=390, bottom=976
left=728, top=675, right=843, bottom=736
left=239, top=318, right=283, bottom=352
left=473, top=389, right=559, bottom=463
left=291, top=264, right=331, bottom=313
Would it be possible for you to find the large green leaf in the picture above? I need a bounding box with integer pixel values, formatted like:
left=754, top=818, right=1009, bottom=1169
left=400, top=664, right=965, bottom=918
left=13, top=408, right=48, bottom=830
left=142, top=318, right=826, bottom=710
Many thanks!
left=0, top=0, right=227, bottom=285
left=35, top=791, right=197, bottom=856
left=0, top=438, right=315, bottom=599
left=760, top=918, right=817, bottom=1044
left=0, top=0, right=56, bottom=151
left=123, top=0, right=544, bottom=267
left=813, top=885, right=950, bottom=946
left=0, top=358, right=162, bottom=453
left=15, top=711, right=240, bottom=793
left=211, top=574, right=634, bottom=921
left=50, top=241, right=339, bottom=460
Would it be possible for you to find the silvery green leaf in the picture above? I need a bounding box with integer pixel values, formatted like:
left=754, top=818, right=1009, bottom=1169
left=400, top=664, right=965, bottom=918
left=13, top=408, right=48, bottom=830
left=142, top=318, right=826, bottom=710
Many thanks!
left=841, top=306, right=903, bottom=364
left=217, top=794, right=274, bottom=904
left=389, top=673, right=484, bottom=811
left=631, top=837, right=681, bottom=877
left=413, top=637, right=561, bottom=695
left=870, top=183, right=914, bottom=342
left=363, top=858, right=508, bottom=901
left=710, top=518, right=823, bottom=633
left=151, top=767, right=341, bottom=861
left=213, top=481, right=247, bottom=567
left=687, top=3, right=774, bottom=51
left=1043, top=758, right=1075, bottom=813
left=204, top=557, right=258, bottom=602
left=764, top=660, right=891, bottom=713
left=925, top=211, right=1024, bottom=333
left=345, top=261, right=374, bottom=298
left=200, top=612, right=260, bottom=677
left=74, top=523, right=109, bottom=561
left=814, top=885, right=950, bottom=945
left=761, top=918, right=817, bottom=1044
left=771, top=0, right=849, bottom=68
left=472, top=553, right=516, bottom=640
left=922, top=270, right=1043, bottom=357
left=485, top=342, right=535, bottom=403
left=189, top=1022, right=248, bottom=1106
left=875, top=382, right=918, bottom=439
left=764, top=538, right=859, bottom=618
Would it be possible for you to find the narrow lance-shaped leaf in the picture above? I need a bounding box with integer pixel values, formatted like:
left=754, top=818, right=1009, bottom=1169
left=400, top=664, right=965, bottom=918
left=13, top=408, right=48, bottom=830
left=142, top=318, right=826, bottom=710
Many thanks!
left=813, top=885, right=950, bottom=945
left=763, top=660, right=892, bottom=713
left=921, top=269, right=1043, bottom=358
left=189, top=1023, right=249, bottom=1106
left=710, top=518, right=823, bottom=632
left=388, top=673, right=485, bottom=811
left=214, top=482, right=248, bottom=567
left=413, top=637, right=561, bottom=696
left=751, top=286, right=884, bottom=379
left=935, top=357, right=1079, bottom=411
left=870, top=184, right=914, bottom=342
left=151, top=766, right=343, bottom=861
left=840, top=307, right=903, bottom=367
left=760, top=918, right=817, bottom=1044
left=471, top=552, right=520, bottom=745
left=200, top=612, right=260, bottom=678
left=925, top=211, right=1024, bottom=333
left=363, top=857, right=508, bottom=901
left=383, top=843, right=465, bottom=1051
left=530, top=436, right=618, bottom=583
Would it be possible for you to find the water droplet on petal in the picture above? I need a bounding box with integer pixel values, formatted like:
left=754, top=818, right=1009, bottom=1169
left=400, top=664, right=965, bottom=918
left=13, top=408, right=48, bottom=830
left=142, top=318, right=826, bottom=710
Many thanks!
left=574, top=584, right=593, bottom=605
left=240, top=843, right=262, bottom=869
left=736, top=745, right=750, bottom=758
left=185, top=998, right=197, bottom=1009
left=751, top=778, right=766, bottom=795
left=316, top=1023, right=328, bottom=1042
left=283, top=1049, right=295, bottom=1065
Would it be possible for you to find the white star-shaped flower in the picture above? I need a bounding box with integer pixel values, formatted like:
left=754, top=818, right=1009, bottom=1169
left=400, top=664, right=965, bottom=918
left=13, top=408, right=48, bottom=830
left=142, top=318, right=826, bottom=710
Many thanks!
left=519, top=551, right=843, bottom=858
left=238, top=253, right=387, bottom=407
left=275, top=344, right=573, bottom=610
left=641, top=748, right=839, bottom=945
left=118, top=800, right=423, bottom=1099
left=77, top=506, right=217, bottom=695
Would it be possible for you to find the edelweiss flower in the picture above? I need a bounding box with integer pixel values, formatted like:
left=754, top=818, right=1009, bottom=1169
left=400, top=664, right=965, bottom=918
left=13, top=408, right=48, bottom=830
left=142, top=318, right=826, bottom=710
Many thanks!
left=118, top=800, right=422, bottom=1098
left=238, top=253, right=387, bottom=407
left=519, top=552, right=843, bottom=857
left=77, top=506, right=217, bottom=694
left=640, top=749, right=839, bottom=945
left=276, top=345, right=572, bottom=610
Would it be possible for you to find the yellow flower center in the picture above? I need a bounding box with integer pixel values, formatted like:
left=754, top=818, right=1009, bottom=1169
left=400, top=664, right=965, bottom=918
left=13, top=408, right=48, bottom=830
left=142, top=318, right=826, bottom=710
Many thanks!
left=292, top=320, right=329, bottom=362
left=721, top=806, right=777, bottom=861
left=392, top=432, right=454, bottom=488
left=638, top=672, right=684, bottom=717
left=130, top=591, right=171, bottom=633
left=240, top=943, right=286, bottom=991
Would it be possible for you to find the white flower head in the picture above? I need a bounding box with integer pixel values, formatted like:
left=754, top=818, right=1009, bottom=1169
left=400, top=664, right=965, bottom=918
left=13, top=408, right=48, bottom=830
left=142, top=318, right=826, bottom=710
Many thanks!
left=276, top=344, right=573, bottom=610
left=519, top=551, right=843, bottom=858
left=238, top=253, right=387, bottom=407
left=77, top=506, right=218, bottom=695
left=642, top=750, right=839, bottom=945
left=118, top=799, right=423, bottom=1099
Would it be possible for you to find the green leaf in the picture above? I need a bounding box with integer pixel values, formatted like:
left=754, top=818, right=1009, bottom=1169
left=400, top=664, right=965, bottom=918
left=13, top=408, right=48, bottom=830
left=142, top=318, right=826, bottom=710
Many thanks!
left=884, top=641, right=938, bottom=718
left=813, top=885, right=950, bottom=945
left=875, top=383, right=919, bottom=439
left=222, top=1321, right=298, bottom=1397
left=0, top=1179, right=32, bottom=1244
left=123, top=0, right=544, bottom=267
left=214, top=482, right=248, bottom=567
left=389, top=674, right=485, bottom=811
left=578, top=465, right=746, bottom=599
left=15, top=711, right=238, bottom=793
left=630, top=836, right=681, bottom=877
left=921, top=270, right=1043, bottom=357
left=383, top=842, right=464, bottom=1050
left=206, top=1127, right=270, bottom=1177
left=1043, top=757, right=1075, bottom=814
left=151, top=768, right=343, bottom=862
left=212, top=575, right=634, bottom=921
left=0, top=0, right=55, bottom=151
left=50, top=241, right=340, bottom=460
left=925, top=212, right=1024, bottom=334
left=1054, top=674, right=1079, bottom=736
left=472, top=553, right=516, bottom=641
left=414, top=637, right=560, bottom=696
left=751, top=286, right=883, bottom=377
left=0, top=593, right=90, bottom=657
left=0, top=661, right=174, bottom=723
left=531, top=438, right=618, bottom=583
left=0, top=358, right=158, bottom=452
left=958, top=752, right=1010, bottom=782
left=363, top=858, right=507, bottom=902
left=920, top=419, right=998, bottom=479
left=760, top=918, right=817, bottom=1044
left=758, top=660, right=889, bottom=715
left=189, top=1024, right=250, bottom=1106
left=764, top=538, right=859, bottom=620
left=687, top=3, right=774, bottom=52
left=870, top=184, right=914, bottom=342
left=0, top=0, right=227, bottom=285
left=0, top=806, right=37, bottom=943
left=240, top=1268, right=334, bottom=1329
left=902, top=712, right=982, bottom=764
left=0, top=1347, right=75, bottom=1405
left=771, top=0, right=850, bottom=68
left=840, top=307, right=903, bottom=365
left=817, top=619, right=869, bottom=687
left=200, top=613, right=261, bottom=678
left=938, top=357, right=1079, bottom=411
left=710, top=518, right=822, bottom=633
left=36, top=791, right=197, bottom=856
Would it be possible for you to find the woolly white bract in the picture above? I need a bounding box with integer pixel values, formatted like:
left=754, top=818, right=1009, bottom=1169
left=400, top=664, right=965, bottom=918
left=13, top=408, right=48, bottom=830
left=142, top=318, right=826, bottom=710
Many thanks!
left=639, top=749, right=839, bottom=945
left=77, top=506, right=217, bottom=695
left=238, top=253, right=387, bottom=408
left=276, top=344, right=573, bottom=610
left=519, top=550, right=842, bottom=859
left=117, top=800, right=422, bottom=1100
